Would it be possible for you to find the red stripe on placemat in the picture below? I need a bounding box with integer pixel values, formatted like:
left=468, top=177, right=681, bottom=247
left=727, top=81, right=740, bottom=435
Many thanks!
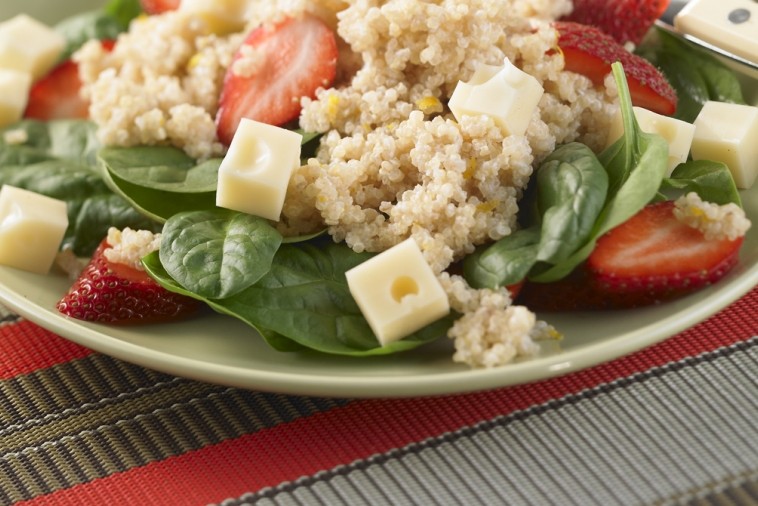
left=0, top=321, right=93, bottom=379
left=20, top=288, right=757, bottom=506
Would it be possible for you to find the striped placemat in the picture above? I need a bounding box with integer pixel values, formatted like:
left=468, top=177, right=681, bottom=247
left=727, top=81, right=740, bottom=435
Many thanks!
left=1, top=288, right=756, bottom=505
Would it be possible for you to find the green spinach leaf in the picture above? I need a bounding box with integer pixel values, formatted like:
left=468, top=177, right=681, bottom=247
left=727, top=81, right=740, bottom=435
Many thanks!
left=144, top=244, right=452, bottom=356
left=641, top=29, right=746, bottom=122
left=98, top=146, right=221, bottom=221
left=661, top=160, right=742, bottom=207
left=160, top=209, right=282, bottom=299
left=535, top=142, right=608, bottom=264
left=463, top=227, right=540, bottom=289
left=54, top=0, right=141, bottom=60
left=530, top=63, right=669, bottom=282
left=0, top=160, right=157, bottom=255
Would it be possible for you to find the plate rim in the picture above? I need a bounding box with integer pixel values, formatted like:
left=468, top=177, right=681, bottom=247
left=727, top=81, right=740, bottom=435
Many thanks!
left=1, top=256, right=755, bottom=398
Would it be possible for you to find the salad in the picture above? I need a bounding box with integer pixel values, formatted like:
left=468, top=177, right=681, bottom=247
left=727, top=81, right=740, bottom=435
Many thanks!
left=0, top=0, right=755, bottom=371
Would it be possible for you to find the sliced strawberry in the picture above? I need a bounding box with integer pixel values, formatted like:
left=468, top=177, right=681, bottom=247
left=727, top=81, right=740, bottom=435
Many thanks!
left=561, top=0, right=670, bottom=46
left=25, top=40, right=115, bottom=121
left=554, top=21, right=677, bottom=116
left=57, top=239, right=201, bottom=325
left=587, top=201, right=743, bottom=303
left=216, top=14, right=338, bottom=145
left=24, top=60, right=88, bottom=120
left=140, top=0, right=180, bottom=15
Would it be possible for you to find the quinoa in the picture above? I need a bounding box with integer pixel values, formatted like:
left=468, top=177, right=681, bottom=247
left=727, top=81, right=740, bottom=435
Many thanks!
left=674, top=192, right=751, bottom=242
left=104, top=227, right=162, bottom=271
left=77, top=0, right=625, bottom=367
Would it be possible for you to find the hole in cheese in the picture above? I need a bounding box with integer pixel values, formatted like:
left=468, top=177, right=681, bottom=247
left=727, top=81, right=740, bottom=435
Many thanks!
left=390, top=276, right=419, bottom=303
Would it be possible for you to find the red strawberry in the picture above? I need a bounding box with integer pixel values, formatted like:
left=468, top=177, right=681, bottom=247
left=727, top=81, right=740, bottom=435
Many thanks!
left=24, top=60, right=89, bottom=120
left=586, top=201, right=743, bottom=303
left=216, top=14, right=338, bottom=145
left=554, top=21, right=677, bottom=116
left=140, top=0, right=180, bottom=15
left=25, top=40, right=116, bottom=121
left=561, top=0, right=670, bottom=46
left=57, top=239, right=201, bottom=325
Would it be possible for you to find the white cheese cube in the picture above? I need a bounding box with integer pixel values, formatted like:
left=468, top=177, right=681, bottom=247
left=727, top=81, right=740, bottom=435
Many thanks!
left=449, top=58, right=544, bottom=136
left=216, top=118, right=302, bottom=221
left=691, top=101, right=758, bottom=189
left=346, top=238, right=450, bottom=346
left=180, top=0, right=252, bottom=34
left=674, top=0, right=758, bottom=68
left=0, top=15, right=65, bottom=80
left=0, top=185, right=69, bottom=274
left=606, top=106, right=696, bottom=175
left=0, top=69, right=31, bottom=128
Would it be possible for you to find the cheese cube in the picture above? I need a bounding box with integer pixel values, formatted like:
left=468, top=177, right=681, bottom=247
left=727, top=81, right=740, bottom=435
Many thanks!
left=606, top=106, right=696, bottom=175
left=216, top=118, right=302, bottom=221
left=180, top=0, right=252, bottom=34
left=0, top=15, right=65, bottom=80
left=0, top=185, right=69, bottom=274
left=674, top=0, right=758, bottom=68
left=691, top=101, right=758, bottom=189
left=449, top=58, right=544, bottom=136
left=346, top=238, right=450, bottom=346
left=0, top=69, right=31, bottom=128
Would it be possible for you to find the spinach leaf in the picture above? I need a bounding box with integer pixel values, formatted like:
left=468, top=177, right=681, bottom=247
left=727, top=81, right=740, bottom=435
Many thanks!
left=144, top=244, right=452, bottom=356
left=535, top=143, right=608, bottom=264
left=0, top=120, right=100, bottom=167
left=98, top=146, right=221, bottom=221
left=0, top=160, right=157, bottom=255
left=660, top=160, right=742, bottom=207
left=463, top=227, right=540, bottom=289
left=159, top=209, right=282, bottom=299
left=54, top=0, right=141, bottom=60
left=530, top=63, right=669, bottom=282
left=642, top=29, right=746, bottom=122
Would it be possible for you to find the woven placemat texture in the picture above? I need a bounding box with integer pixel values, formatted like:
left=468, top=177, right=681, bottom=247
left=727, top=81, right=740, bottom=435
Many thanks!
left=0, top=288, right=755, bottom=505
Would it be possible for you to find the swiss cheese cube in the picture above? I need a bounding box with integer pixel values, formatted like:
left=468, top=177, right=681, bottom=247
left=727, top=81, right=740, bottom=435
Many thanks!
left=180, top=0, right=252, bottom=34
left=346, top=238, right=450, bottom=346
left=0, top=185, right=69, bottom=274
left=449, top=58, right=544, bottom=136
left=691, top=101, right=758, bottom=189
left=0, top=15, right=65, bottom=80
left=0, top=69, right=31, bottom=128
left=674, top=0, right=758, bottom=69
left=606, top=106, right=696, bottom=175
left=216, top=118, right=302, bottom=221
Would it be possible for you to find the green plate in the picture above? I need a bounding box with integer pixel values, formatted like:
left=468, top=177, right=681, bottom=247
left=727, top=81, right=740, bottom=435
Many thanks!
left=0, top=1, right=756, bottom=397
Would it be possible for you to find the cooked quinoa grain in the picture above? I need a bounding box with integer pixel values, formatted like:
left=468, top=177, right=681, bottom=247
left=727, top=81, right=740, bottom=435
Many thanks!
left=104, top=227, right=162, bottom=271
left=674, top=192, right=751, bottom=242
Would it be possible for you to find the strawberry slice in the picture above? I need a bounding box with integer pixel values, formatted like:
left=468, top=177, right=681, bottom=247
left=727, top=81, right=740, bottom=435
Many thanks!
left=140, top=0, right=180, bottom=15
left=24, top=60, right=89, bottom=120
left=554, top=21, right=677, bottom=116
left=216, top=14, right=338, bottom=145
left=24, top=40, right=115, bottom=121
left=587, top=201, right=743, bottom=303
left=57, top=239, right=201, bottom=325
left=561, top=0, right=670, bottom=46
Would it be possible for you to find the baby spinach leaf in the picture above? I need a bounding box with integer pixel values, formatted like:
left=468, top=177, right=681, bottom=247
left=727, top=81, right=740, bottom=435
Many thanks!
left=463, top=227, right=540, bottom=289
left=535, top=143, right=608, bottom=264
left=0, top=160, right=157, bottom=255
left=661, top=160, right=742, bottom=207
left=530, top=63, right=669, bottom=282
left=1, top=120, right=101, bottom=167
left=54, top=0, right=141, bottom=61
left=160, top=209, right=282, bottom=299
left=144, top=244, right=452, bottom=356
left=642, top=29, right=746, bottom=122
left=98, top=146, right=221, bottom=221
